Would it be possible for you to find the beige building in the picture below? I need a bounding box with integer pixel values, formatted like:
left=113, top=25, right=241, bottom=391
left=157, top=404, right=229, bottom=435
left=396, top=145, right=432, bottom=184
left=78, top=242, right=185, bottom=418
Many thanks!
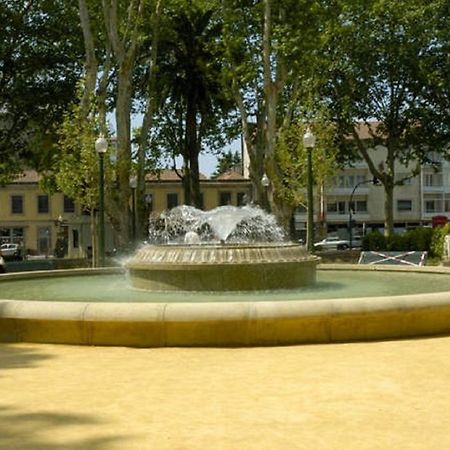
left=0, top=169, right=251, bottom=257
left=2, top=150, right=448, bottom=257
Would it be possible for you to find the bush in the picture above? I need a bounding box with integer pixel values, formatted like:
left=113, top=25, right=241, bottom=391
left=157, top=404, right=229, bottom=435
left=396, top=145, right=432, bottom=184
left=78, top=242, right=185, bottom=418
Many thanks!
left=362, top=227, right=434, bottom=253
left=362, top=231, right=385, bottom=251
left=431, top=224, right=450, bottom=258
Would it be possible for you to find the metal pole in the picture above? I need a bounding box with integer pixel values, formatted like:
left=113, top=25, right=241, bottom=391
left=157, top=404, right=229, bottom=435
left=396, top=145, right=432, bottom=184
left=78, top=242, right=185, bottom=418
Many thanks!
left=349, top=184, right=358, bottom=250
left=98, top=153, right=105, bottom=267
left=307, top=147, right=314, bottom=253
left=131, top=187, right=136, bottom=242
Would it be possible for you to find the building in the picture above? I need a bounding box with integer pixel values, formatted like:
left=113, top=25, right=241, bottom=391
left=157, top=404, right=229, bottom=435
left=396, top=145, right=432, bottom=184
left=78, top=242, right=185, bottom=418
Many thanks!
left=0, top=169, right=252, bottom=257
left=295, top=146, right=450, bottom=238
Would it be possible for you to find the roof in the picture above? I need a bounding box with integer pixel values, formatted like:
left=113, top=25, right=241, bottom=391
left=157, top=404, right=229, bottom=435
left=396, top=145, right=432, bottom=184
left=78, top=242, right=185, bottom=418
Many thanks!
left=145, top=169, right=208, bottom=182
left=12, top=170, right=41, bottom=183
left=215, top=170, right=248, bottom=181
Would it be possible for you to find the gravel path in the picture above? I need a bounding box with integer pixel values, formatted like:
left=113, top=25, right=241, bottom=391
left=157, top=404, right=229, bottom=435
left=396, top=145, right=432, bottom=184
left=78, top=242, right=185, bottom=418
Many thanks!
left=1, top=338, right=450, bottom=449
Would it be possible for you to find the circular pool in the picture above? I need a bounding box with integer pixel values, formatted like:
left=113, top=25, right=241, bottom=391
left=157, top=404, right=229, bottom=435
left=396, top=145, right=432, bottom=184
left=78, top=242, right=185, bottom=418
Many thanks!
left=1, top=264, right=450, bottom=347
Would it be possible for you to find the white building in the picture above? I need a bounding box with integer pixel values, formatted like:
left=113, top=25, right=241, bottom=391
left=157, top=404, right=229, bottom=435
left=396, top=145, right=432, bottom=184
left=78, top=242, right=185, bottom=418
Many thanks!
left=295, top=147, right=450, bottom=238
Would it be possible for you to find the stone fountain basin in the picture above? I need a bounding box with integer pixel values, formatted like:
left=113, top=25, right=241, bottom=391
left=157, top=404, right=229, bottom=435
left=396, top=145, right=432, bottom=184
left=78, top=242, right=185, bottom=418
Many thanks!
left=1, top=265, right=450, bottom=347
left=126, top=243, right=320, bottom=291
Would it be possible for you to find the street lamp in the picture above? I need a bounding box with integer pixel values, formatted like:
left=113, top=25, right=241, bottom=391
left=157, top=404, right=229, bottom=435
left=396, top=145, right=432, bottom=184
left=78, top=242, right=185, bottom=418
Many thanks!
left=348, top=177, right=379, bottom=249
left=129, top=175, right=138, bottom=243
left=303, top=127, right=316, bottom=253
left=95, top=135, right=108, bottom=266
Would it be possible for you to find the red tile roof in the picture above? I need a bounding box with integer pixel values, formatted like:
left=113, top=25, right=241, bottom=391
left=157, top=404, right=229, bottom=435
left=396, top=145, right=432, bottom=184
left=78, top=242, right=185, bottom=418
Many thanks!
left=145, top=169, right=208, bottom=182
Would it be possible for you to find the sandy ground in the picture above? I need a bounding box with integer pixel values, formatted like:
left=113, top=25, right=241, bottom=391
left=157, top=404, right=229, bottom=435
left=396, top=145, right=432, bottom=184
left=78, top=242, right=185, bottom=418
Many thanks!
left=1, top=338, right=450, bottom=450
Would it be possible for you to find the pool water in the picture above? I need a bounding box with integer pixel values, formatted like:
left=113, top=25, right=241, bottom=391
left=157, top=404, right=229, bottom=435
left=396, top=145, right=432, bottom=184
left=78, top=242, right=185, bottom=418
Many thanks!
left=1, top=270, right=450, bottom=303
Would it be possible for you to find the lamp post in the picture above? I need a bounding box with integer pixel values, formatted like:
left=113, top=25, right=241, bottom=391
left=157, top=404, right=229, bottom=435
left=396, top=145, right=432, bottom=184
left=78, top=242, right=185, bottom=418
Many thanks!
left=261, top=172, right=270, bottom=211
left=129, top=176, right=137, bottom=243
left=95, top=135, right=108, bottom=266
left=303, top=127, right=316, bottom=253
left=348, top=177, right=379, bottom=249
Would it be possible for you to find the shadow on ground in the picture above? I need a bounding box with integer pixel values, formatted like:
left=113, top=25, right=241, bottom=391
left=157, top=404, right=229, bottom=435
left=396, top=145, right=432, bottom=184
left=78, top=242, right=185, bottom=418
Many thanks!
left=0, top=406, right=127, bottom=449
left=0, top=344, right=55, bottom=372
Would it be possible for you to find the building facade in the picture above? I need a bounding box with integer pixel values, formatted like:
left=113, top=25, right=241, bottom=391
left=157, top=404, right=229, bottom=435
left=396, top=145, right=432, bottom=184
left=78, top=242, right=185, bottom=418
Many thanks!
left=0, top=170, right=252, bottom=257
left=294, top=147, right=450, bottom=238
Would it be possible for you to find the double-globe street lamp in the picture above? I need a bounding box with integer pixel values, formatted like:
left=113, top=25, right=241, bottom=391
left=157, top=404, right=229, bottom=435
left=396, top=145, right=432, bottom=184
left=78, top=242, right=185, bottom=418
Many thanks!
left=303, top=127, right=316, bottom=253
left=95, top=135, right=108, bottom=267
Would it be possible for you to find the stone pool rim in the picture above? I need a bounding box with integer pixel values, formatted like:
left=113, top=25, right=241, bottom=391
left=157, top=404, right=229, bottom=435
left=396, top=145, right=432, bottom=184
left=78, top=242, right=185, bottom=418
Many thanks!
left=1, top=264, right=450, bottom=347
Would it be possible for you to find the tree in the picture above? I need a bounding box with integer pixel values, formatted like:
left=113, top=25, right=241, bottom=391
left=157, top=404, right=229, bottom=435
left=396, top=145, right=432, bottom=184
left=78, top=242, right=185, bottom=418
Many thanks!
left=211, top=150, right=242, bottom=178
left=0, top=0, right=84, bottom=182
left=221, top=0, right=328, bottom=227
left=320, top=0, right=450, bottom=236
left=51, top=0, right=163, bottom=249
left=154, top=1, right=236, bottom=207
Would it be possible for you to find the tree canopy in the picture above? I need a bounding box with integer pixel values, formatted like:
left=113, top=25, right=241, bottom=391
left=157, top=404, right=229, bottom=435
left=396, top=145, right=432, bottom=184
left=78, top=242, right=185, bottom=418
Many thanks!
left=0, top=0, right=84, bottom=182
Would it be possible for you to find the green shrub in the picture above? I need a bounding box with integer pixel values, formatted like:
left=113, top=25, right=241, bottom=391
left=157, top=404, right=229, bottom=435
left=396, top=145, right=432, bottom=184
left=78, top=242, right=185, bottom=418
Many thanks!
left=362, top=230, right=385, bottom=251
left=386, top=233, right=407, bottom=251
left=406, top=227, right=433, bottom=251
left=430, top=224, right=450, bottom=258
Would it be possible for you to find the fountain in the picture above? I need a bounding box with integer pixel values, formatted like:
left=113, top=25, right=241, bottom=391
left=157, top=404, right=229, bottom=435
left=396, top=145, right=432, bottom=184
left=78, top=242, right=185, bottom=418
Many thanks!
left=126, top=205, right=319, bottom=291
left=1, top=205, right=450, bottom=347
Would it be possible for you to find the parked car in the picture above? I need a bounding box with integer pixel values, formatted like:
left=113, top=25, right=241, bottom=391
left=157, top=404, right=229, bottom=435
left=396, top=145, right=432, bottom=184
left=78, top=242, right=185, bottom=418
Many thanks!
left=314, top=236, right=350, bottom=251
left=0, top=243, right=22, bottom=260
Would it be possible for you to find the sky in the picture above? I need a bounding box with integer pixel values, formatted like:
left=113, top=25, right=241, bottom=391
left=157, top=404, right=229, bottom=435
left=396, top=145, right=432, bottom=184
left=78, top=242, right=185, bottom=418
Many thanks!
left=111, top=113, right=240, bottom=177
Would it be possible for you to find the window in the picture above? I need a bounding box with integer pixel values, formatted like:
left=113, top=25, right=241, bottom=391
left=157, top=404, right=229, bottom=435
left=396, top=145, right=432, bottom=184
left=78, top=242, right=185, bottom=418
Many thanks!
left=327, top=201, right=346, bottom=214
left=167, top=193, right=178, bottom=209
left=424, top=173, right=443, bottom=187
left=425, top=200, right=436, bottom=213
left=397, top=200, right=412, bottom=212
left=37, top=227, right=51, bottom=255
left=349, top=200, right=367, bottom=213
left=63, top=195, right=75, bottom=213
left=11, top=195, right=23, bottom=214
left=219, top=192, right=232, bottom=206
left=37, top=195, right=49, bottom=214
left=356, top=200, right=367, bottom=213
left=0, top=227, right=24, bottom=245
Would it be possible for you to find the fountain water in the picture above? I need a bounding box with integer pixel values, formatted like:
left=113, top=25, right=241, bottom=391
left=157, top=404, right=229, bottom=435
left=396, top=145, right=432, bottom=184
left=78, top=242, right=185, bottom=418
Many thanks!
left=126, top=205, right=319, bottom=291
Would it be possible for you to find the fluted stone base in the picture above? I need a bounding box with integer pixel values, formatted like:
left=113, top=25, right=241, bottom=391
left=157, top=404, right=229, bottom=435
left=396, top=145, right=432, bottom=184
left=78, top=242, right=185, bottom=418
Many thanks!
left=126, top=243, right=319, bottom=291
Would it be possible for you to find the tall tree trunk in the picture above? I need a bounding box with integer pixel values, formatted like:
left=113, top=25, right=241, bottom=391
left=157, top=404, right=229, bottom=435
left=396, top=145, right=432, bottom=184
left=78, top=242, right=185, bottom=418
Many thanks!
left=136, top=0, right=162, bottom=237
left=184, top=92, right=197, bottom=206
left=384, top=181, right=394, bottom=237
left=114, top=69, right=133, bottom=247
left=78, top=0, right=97, bottom=118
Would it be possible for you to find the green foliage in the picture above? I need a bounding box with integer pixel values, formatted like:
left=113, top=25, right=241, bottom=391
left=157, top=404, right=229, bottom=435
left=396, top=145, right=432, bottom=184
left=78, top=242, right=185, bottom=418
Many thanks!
left=0, top=0, right=84, bottom=179
left=50, top=101, right=112, bottom=212
left=273, top=121, right=339, bottom=208
left=362, top=231, right=386, bottom=251
left=363, top=227, right=439, bottom=255
left=431, top=224, right=450, bottom=258
left=211, top=150, right=241, bottom=178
